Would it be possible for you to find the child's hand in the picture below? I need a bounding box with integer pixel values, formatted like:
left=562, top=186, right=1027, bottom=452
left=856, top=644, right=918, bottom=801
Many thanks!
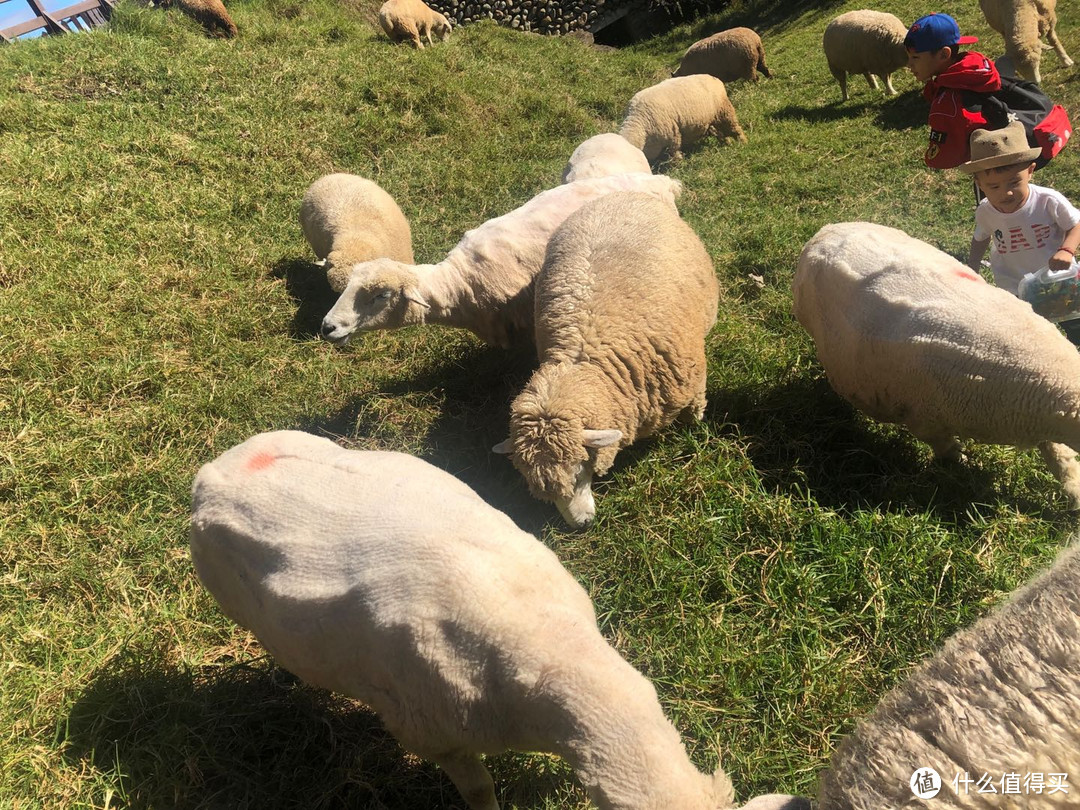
left=1049, top=250, right=1076, bottom=270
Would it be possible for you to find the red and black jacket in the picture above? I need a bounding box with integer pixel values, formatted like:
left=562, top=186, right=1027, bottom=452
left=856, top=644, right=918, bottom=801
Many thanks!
left=922, top=52, right=1002, bottom=169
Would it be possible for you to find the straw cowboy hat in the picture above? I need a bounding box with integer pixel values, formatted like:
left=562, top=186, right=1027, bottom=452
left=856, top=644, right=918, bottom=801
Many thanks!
left=959, top=121, right=1042, bottom=174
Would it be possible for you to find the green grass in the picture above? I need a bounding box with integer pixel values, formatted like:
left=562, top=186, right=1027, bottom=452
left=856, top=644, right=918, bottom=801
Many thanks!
left=2, top=0, right=1079, bottom=806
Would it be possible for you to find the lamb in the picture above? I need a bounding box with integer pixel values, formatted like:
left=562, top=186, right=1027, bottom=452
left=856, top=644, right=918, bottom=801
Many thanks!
left=617, top=74, right=746, bottom=165
left=299, top=173, right=414, bottom=295
left=561, top=133, right=651, bottom=183
left=189, top=430, right=804, bottom=810
left=792, top=221, right=1080, bottom=508
left=812, top=540, right=1080, bottom=808
left=319, top=172, right=683, bottom=349
left=821, top=10, right=908, bottom=101
left=378, top=0, right=451, bottom=48
left=492, top=192, right=719, bottom=527
left=979, top=0, right=1073, bottom=84
left=672, top=27, right=773, bottom=83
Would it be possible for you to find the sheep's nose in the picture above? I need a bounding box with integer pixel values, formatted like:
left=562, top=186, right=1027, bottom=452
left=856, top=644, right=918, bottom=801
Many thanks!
left=319, top=321, right=336, bottom=339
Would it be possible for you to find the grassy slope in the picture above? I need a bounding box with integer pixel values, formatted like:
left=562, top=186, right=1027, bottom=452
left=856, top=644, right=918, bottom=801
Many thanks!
left=1, top=0, right=1078, bottom=806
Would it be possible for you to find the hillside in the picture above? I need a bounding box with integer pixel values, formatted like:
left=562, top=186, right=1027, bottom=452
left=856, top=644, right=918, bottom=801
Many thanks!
left=2, top=0, right=1079, bottom=806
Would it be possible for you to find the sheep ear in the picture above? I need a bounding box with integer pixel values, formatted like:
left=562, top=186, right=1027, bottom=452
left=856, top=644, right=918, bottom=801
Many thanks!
left=404, top=289, right=431, bottom=309
left=491, top=439, right=512, bottom=454
left=582, top=429, right=621, bottom=448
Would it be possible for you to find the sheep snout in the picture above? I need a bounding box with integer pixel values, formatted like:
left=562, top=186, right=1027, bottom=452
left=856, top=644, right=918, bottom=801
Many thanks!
left=319, top=317, right=354, bottom=346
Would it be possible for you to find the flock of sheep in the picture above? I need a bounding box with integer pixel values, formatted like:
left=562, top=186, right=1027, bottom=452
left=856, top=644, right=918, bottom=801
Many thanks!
left=189, top=2, right=1080, bottom=809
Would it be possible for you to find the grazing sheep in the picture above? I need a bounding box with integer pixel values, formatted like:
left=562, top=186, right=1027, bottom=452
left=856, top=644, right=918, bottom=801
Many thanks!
left=561, top=133, right=651, bottom=183
left=299, top=173, right=414, bottom=295
left=793, top=221, right=1080, bottom=508
left=493, top=192, right=718, bottom=527
left=378, top=0, right=451, bottom=48
left=822, top=10, right=908, bottom=101
left=814, top=541, right=1080, bottom=808
left=979, top=0, right=1073, bottom=84
left=151, top=0, right=237, bottom=36
left=319, top=172, right=682, bottom=349
left=672, top=27, right=773, bottom=83
left=189, top=430, right=802, bottom=810
left=617, top=74, right=746, bottom=165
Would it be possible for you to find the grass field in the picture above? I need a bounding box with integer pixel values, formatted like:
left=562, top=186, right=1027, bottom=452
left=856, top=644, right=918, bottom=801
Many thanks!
left=2, top=0, right=1080, bottom=806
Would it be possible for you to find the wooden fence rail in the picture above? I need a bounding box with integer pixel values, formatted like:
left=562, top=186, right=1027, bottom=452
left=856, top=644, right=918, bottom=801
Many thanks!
left=0, top=0, right=114, bottom=42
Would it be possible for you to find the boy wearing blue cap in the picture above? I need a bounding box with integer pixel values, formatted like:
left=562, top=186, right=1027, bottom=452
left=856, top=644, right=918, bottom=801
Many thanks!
left=905, top=13, right=1001, bottom=169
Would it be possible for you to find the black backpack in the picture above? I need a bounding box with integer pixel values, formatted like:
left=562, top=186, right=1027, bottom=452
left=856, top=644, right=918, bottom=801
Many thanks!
left=963, top=76, right=1073, bottom=169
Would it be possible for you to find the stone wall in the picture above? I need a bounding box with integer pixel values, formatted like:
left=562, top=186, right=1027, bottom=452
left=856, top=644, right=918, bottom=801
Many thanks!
left=428, top=0, right=645, bottom=36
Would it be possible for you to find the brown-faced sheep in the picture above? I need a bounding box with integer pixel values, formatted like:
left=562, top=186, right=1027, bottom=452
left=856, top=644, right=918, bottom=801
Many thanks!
left=493, top=192, right=718, bottom=527
left=672, top=27, right=773, bottom=83
left=979, top=0, right=1073, bottom=84
left=378, top=0, right=451, bottom=48
left=618, top=74, right=746, bottom=165
left=299, top=173, right=414, bottom=295
left=822, top=10, right=908, bottom=101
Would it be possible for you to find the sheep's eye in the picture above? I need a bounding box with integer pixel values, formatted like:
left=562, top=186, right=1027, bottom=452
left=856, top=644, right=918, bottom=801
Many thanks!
left=373, top=290, right=393, bottom=302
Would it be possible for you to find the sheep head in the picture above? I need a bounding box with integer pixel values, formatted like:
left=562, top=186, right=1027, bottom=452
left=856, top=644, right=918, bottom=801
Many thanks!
left=432, top=13, right=451, bottom=41
left=494, top=380, right=621, bottom=527
left=320, top=259, right=429, bottom=346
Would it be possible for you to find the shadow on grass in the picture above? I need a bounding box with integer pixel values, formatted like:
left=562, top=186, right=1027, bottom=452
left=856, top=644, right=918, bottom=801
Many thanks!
left=294, top=336, right=561, bottom=534
left=705, top=373, right=1048, bottom=518
left=772, top=90, right=922, bottom=130
left=270, top=256, right=339, bottom=340
left=63, top=649, right=577, bottom=810
left=62, top=651, right=440, bottom=810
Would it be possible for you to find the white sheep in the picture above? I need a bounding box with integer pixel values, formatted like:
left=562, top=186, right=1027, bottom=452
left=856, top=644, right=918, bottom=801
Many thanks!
left=378, top=0, right=451, bottom=48
left=493, top=192, right=719, bottom=527
left=672, top=27, right=773, bottom=83
left=319, top=172, right=683, bottom=349
left=299, top=173, right=415, bottom=294
left=821, top=10, right=908, bottom=101
left=979, top=0, right=1073, bottom=84
left=812, top=541, right=1080, bottom=808
left=617, top=74, right=746, bottom=165
left=793, top=221, right=1080, bottom=508
left=189, top=430, right=804, bottom=810
left=561, top=133, right=651, bottom=183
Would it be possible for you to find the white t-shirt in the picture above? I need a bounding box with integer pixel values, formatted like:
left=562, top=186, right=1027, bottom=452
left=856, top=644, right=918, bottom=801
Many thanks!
left=973, top=183, right=1080, bottom=295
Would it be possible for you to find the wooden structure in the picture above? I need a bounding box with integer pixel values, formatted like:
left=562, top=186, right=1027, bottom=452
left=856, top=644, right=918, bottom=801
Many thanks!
left=0, top=0, right=113, bottom=41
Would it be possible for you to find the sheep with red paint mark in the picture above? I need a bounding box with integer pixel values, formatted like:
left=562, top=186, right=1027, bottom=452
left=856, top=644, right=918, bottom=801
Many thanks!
left=793, top=221, right=1080, bottom=507
left=189, top=430, right=804, bottom=810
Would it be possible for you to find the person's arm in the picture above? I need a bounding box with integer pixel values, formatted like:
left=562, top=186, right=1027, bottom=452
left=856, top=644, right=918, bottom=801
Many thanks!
left=1049, top=221, right=1080, bottom=270
left=968, top=236, right=989, bottom=271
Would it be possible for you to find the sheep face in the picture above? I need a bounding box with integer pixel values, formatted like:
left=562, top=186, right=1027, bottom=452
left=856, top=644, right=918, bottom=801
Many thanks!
left=320, top=259, right=428, bottom=345
left=494, top=418, right=621, bottom=528
left=431, top=13, right=451, bottom=40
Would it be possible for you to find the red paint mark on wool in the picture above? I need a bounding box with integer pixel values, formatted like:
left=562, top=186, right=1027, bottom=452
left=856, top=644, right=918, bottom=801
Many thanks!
left=246, top=452, right=277, bottom=471
left=954, top=269, right=980, bottom=281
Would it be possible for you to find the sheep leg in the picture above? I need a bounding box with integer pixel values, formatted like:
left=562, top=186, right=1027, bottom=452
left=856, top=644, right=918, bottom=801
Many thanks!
left=436, top=752, right=500, bottom=810
left=1038, top=441, right=1080, bottom=509
left=864, top=72, right=879, bottom=92
left=829, top=66, right=848, bottom=101
left=401, top=21, right=424, bottom=48
left=918, top=432, right=964, bottom=463
left=883, top=72, right=896, bottom=96
left=678, top=388, right=707, bottom=423
left=1046, top=26, right=1074, bottom=67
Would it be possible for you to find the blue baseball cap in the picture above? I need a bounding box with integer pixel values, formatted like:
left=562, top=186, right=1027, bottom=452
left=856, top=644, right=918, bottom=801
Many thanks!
left=904, top=13, right=978, bottom=52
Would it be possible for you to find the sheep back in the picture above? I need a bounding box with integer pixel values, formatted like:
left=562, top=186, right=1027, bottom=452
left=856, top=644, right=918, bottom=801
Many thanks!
left=817, top=543, right=1080, bottom=809
left=618, top=74, right=746, bottom=163
left=822, top=10, right=907, bottom=94
left=673, top=27, right=772, bottom=82
left=189, top=430, right=600, bottom=756
left=172, top=0, right=237, bottom=36
left=793, top=222, right=1080, bottom=451
left=561, top=133, right=651, bottom=183
left=299, top=173, right=414, bottom=294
